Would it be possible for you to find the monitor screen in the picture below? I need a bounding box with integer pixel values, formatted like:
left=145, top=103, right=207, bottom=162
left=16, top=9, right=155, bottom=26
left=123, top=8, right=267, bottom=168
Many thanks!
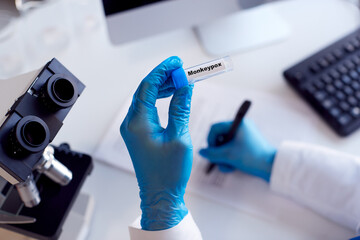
left=103, top=0, right=169, bottom=16
left=102, top=0, right=241, bottom=45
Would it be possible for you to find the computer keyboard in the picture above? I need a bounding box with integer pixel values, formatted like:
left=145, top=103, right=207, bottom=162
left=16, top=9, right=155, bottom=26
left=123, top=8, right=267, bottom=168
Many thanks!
left=284, top=28, right=360, bottom=136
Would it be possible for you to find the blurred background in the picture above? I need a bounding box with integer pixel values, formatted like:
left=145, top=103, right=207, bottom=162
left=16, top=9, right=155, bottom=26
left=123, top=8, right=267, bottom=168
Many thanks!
left=0, top=0, right=360, bottom=239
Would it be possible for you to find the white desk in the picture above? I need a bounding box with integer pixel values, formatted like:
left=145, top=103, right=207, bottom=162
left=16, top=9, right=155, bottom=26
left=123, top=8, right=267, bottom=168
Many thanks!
left=10, top=0, right=360, bottom=239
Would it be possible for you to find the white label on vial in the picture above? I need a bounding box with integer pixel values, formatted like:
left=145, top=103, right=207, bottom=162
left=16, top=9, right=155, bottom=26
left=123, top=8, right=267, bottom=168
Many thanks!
left=186, top=59, right=226, bottom=81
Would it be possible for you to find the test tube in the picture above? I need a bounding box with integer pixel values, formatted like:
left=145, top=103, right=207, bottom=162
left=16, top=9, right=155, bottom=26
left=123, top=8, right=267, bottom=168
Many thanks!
left=171, top=56, right=233, bottom=89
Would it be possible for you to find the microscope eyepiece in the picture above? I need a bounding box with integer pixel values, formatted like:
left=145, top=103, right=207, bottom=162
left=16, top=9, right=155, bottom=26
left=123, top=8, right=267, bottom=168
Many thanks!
left=40, top=74, right=78, bottom=110
left=52, top=78, right=75, bottom=103
left=22, top=121, right=47, bottom=147
left=8, top=116, right=50, bottom=158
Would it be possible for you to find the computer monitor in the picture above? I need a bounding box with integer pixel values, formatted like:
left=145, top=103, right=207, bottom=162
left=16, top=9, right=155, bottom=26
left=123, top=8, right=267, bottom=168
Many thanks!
left=102, top=0, right=241, bottom=45
left=102, top=0, right=290, bottom=56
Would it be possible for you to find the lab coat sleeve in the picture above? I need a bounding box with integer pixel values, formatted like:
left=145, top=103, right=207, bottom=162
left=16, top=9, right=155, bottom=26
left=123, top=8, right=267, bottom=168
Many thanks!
left=128, top=212, right=203, bottom=240
left=270, top=141, right=360, bottom=233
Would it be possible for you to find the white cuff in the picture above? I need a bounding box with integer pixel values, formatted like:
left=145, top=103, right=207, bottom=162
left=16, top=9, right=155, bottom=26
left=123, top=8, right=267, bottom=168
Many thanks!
left=129, top=212, right=202, bottom=240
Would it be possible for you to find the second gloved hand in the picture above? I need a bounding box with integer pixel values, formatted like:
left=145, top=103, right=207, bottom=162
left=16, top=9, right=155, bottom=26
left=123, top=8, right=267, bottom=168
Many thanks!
left=199, top=119, right=277, bottom=182
left=121, top=57, right=193, bottom=231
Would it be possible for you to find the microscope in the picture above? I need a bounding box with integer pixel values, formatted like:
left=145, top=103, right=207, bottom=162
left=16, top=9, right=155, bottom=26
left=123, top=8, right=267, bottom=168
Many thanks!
left=0, top=58, right=93, bottom=239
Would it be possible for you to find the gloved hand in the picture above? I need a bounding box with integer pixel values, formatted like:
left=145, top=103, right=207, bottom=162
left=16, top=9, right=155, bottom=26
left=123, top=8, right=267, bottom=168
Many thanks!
left=199, top=119, right=277, bottom=182
left=120, top=56, right=194, bottom=231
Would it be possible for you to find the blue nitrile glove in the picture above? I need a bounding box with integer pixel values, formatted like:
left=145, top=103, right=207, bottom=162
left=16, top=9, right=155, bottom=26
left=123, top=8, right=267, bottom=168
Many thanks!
left=199, top=119, right=276, bottom=182
left=120, top=56, right=193, bottom=231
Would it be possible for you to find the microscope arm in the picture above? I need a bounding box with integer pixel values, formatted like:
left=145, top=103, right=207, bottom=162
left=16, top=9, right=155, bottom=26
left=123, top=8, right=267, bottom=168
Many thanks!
left=0, top=69, right=41, bottom=127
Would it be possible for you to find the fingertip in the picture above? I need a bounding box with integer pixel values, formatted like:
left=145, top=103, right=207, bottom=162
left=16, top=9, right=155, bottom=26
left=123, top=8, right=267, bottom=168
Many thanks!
left=168, top=56, right=183, bottom=67
left=199, top=149, right=207, bottom=157
left=199, top=148, right=215, bottom=161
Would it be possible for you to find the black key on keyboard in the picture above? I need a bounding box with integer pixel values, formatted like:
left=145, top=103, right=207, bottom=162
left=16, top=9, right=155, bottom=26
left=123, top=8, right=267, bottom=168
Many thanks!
left=330, top=107, right=341, bottom=118
left=344, top=42, right=356, bottom=53
left=314, top=80, right=325, bottom=89
left=356, top=66, right=360, bottom=73
left=325, top=53, right=337, bottom=64
left=338, top=114, right=352, bottom=126
left=329, top=69, right=340, bottom=79
left=318, top=58, right=329, bottom=68
left=351, top=39, right=360, bottom=48
left=351, top=81, right=360, bottom=90
left=344, top=86, right=354, bottom=95
left=349, top=71, right=358, bottom=80
left=321, top=74, right=333, bottom=83
left=333, top=48, right=344, bottom=59
left=334, top=80, right=344, bottom=89
left=348, top=96, right=358, bottom=106
left=351, top=107, right=360, bottom=118
left=335, top=91, right=346, bottom=100
left=338, top=64, right=348, bottom=74
left=341, top=74, right=352, bottom=84
left=314, top=91, right=327, bottom=101
left=352, top=55, right=360, bottom=65
left=339, top=101, right=350, bottom=112
left=284, top=27, right=360, bottom=136
left=344, top=60, right=355, bottom=69
left=326, top=84, right=336, bottom=94
left=310, top=63, right=321, bottom=73
left=321, top=98, right=334, bottom=109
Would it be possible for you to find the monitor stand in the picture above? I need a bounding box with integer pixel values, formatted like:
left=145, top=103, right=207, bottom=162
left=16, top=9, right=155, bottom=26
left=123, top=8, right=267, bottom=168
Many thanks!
left=195, top=3, right=291, bottom=56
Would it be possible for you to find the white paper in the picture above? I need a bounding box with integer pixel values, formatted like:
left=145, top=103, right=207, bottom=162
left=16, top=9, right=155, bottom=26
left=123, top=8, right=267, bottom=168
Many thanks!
left=94, top=82, right=351, bottom=234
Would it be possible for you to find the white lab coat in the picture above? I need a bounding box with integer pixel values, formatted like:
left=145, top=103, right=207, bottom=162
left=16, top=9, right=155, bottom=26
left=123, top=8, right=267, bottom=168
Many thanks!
left=128, top=141, right=360, bottom=240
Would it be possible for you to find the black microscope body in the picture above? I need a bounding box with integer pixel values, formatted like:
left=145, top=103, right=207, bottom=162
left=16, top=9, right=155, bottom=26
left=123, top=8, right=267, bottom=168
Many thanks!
left=0, top=58, right=93, bottom=239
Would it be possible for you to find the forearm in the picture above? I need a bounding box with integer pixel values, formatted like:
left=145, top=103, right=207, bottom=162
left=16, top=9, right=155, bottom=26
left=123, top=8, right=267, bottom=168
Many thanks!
left=270, top=141, right=360, bottom=232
